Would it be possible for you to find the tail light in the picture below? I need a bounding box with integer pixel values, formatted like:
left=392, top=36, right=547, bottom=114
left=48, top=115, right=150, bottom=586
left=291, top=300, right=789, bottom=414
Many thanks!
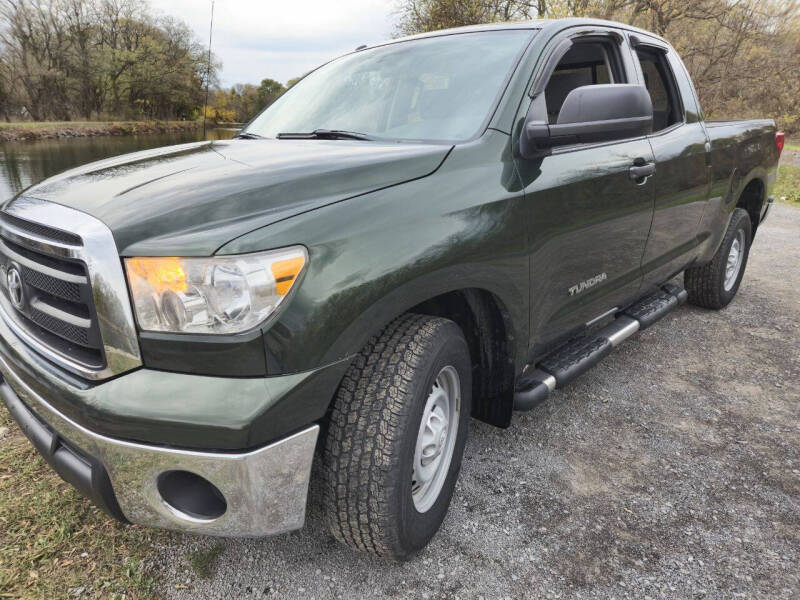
left=775, top=131, right=785, bottom=157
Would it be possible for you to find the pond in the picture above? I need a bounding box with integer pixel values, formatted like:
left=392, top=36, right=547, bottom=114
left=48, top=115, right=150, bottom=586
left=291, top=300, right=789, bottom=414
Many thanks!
left=0, top=127, right=237, bottom=202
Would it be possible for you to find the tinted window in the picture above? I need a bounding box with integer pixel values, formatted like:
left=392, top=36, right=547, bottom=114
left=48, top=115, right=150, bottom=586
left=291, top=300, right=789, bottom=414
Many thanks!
left=244, top=31, right=533, bottom=142
left=544, top=42, right=618, bottom=123
left=636, top=47, right=683, bottom=131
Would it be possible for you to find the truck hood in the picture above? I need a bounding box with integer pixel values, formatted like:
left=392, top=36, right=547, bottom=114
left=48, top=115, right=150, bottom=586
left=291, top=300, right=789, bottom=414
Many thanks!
left=19, top=139, right=452, bottom=255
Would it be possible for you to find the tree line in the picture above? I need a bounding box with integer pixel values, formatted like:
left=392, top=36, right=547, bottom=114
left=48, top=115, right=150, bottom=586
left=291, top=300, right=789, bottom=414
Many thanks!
left=204, top=77, right=301, bottom=124
left=0, top=0, right=299, bottom=125
left=3, top=0, right=796, bottom=131
left=396, top=0, right=800, bottom=132
left=0, top=0, right=220, bottom=121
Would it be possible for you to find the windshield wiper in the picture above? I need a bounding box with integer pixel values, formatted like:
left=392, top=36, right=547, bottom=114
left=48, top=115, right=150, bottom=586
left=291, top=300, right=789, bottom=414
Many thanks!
left=276, top=129, right=374, bottom=141
left=234, top=131, right=265, bottom=139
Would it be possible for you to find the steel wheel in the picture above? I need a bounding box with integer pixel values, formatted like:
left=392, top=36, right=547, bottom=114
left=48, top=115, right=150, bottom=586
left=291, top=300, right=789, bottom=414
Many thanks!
left=411, top=365, right=461, bottom=513
left=724, top=228, right=746, bottom=291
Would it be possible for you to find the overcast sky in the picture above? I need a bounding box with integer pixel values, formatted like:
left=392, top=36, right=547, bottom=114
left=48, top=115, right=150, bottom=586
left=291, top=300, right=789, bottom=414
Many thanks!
left=149, top=0, right=396, bottom=86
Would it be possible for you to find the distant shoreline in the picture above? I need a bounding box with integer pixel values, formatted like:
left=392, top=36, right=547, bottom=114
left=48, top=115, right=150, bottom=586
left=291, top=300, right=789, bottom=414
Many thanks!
left=0, top=120, right=204, bottom=142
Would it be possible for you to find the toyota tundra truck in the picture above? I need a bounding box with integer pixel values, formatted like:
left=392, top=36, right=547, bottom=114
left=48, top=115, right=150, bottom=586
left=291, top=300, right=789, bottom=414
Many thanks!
left=0, top=18, right=782, bottom=560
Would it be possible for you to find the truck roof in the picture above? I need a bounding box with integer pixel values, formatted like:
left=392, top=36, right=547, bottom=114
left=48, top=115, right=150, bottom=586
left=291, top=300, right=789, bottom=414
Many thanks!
left=382, top=18, right=669, bottom=48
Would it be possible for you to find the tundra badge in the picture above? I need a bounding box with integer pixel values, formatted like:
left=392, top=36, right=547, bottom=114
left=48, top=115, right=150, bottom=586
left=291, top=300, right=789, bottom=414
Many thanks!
left=569, top=272, right=607, bottom=296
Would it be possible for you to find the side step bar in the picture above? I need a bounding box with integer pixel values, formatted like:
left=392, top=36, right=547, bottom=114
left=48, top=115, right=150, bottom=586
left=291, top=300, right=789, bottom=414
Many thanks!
left=514, top=283, right=688, bottom=411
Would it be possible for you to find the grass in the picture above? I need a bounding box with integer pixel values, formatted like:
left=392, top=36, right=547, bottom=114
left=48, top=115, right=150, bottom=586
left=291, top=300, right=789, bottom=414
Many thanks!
left=784, top=137, right=800, bottom=152
left=0, top=120, right=196, bottom=130
left=775, top=163, right=800, bottom=204
left=0, top=404, right=168, bottom=599
left=0, top=120, right=201, bottom=142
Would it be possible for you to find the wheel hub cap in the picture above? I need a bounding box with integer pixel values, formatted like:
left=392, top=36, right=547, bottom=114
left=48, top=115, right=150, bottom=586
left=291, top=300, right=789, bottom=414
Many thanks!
left=411, top=365, right=460, bottom=513
left=724, top=229, right=745, bottom=291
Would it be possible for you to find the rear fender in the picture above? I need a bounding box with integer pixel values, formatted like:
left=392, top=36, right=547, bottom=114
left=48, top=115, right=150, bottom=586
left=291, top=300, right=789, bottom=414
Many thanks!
left=696, top=166, right=767, bottom=264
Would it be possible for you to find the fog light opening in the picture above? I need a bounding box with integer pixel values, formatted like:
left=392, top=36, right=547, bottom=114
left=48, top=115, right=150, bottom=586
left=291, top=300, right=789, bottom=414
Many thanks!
left=156, top=470, right=227, bottom=522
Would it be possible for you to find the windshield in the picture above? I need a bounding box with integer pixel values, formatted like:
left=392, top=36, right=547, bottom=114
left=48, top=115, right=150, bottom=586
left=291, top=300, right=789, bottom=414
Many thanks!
left=244, top=30, right=533, bottom=143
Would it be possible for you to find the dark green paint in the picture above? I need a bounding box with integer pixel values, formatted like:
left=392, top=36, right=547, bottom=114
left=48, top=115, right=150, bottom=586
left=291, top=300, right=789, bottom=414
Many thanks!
left=224, top=129, right=530, bottom=375
left=1, top=19, right=780, bottom=449
left=20, top=138, right=451, bottom=256
left=0, top=310, right=348, bottom=448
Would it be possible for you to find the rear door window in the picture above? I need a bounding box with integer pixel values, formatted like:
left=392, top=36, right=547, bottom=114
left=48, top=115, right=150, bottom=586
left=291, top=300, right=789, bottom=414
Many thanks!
left=635, top=47, right=683, bottom=131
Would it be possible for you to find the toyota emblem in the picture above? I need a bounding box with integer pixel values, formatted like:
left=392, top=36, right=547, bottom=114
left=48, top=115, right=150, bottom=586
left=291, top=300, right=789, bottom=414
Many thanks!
left=6, top=267, right=23, bottom=309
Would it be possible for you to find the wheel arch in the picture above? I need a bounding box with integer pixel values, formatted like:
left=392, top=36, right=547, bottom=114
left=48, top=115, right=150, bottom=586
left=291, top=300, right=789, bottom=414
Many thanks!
left=410, top=289, right=517, bottom=428
left=736, top=176, right=766, bottom=238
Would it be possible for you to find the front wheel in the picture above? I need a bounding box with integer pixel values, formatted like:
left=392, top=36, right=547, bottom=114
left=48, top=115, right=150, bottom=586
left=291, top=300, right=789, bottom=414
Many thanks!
left=322, top=314, right=471, bottom=560
left=685, top=208, right=752, bottom=309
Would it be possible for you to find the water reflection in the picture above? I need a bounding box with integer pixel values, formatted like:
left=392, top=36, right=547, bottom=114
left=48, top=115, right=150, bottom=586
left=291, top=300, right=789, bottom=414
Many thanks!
left=0, top=127, right=237, bottom=202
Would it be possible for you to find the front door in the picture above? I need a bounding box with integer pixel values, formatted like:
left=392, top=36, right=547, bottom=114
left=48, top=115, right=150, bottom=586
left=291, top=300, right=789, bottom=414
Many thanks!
left=514, top=31, right=656, bottom=360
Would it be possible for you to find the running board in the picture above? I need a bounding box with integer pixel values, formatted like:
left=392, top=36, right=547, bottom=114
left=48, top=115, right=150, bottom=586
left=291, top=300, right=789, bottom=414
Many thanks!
left=514, top=283, right=688, bottom=411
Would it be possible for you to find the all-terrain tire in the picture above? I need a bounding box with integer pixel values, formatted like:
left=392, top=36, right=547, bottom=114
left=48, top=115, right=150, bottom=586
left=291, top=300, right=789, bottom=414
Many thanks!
left=685, top=208, right=752, bottom=309
left=322, top=313, right=471, bottom=560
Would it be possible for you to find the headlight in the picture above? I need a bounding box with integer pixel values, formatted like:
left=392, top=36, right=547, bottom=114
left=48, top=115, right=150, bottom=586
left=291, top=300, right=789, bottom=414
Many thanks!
left=124, top=246, right=307, bottom=334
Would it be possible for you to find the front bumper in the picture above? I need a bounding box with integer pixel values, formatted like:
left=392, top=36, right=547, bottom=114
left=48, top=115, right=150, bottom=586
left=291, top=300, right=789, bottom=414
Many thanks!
left=0, top=358, right=319, bottom=537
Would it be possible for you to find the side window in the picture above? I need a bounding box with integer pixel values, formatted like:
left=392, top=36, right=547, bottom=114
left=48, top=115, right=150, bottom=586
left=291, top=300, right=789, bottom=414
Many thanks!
left=635, top=47, right=683, bottom=131
left=544, top=41, right=623, bottom=124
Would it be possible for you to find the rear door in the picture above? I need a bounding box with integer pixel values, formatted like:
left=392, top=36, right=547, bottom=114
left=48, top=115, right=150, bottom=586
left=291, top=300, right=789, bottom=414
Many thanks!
left=629, top=36, right=711, bottom=286
left=514, top=28, right=656, bottom=358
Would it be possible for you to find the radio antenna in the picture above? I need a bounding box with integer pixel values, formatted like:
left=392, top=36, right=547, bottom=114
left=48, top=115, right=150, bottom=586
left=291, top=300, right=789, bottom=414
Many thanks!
left=202, top=0, right=215, bottom=139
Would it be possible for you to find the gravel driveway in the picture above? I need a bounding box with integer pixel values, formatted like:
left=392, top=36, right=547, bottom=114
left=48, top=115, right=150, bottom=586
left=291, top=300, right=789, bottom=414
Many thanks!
left=158, top=203, right=799, bottom=599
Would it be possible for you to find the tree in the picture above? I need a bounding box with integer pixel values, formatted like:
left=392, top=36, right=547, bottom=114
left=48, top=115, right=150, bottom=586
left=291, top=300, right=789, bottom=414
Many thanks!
left=256, top=78, right=287, bottom=110
left=395, top=0, right=534, bottom=34
left=393, top=0, right=609, bottom=34
left=286, top=76, right=303, bottom=88
left=208, top=83, right=262, bottom=122
left=0, top=0, right=215, bottom=121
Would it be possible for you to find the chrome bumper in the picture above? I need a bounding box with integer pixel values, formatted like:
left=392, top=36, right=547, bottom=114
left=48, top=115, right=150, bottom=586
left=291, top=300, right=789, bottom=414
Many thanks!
left=0, top=355, right=319, bottom=537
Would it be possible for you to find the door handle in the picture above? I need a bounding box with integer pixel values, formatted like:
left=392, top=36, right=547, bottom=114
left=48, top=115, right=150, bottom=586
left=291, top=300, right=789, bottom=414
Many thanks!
left=629, top=162, right=656, bottom=180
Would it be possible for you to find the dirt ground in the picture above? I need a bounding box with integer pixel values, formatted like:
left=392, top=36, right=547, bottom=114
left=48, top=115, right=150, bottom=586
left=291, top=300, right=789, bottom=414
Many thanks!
left=157, top=204, right=799, bottom=599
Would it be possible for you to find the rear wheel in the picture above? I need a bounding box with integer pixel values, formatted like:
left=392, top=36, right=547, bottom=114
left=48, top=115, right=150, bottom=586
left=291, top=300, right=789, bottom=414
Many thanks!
left=322, top=313, right=471, bottom=560
left=685, top=208, right=752, bottom=309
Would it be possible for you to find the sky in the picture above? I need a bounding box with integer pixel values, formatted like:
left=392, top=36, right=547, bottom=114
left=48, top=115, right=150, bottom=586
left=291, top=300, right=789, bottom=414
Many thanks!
left=149, top=0, right=396, bottom=87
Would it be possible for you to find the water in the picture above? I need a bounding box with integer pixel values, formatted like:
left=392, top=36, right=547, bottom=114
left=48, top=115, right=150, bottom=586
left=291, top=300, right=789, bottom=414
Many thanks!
left=0, top=127, right=237, bottom=202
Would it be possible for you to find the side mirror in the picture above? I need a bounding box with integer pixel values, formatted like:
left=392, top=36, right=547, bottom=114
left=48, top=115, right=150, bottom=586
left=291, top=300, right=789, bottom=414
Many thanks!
left=520, top=84, right=653, bottom=158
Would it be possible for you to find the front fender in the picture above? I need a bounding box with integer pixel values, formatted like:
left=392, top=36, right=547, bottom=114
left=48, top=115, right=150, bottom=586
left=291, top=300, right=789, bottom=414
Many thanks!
left=218, top=132, right=529, bottom=375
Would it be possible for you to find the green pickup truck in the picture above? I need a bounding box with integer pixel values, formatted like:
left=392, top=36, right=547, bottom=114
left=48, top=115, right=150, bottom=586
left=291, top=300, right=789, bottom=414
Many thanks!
left=0, top=18, right=782, bottom=560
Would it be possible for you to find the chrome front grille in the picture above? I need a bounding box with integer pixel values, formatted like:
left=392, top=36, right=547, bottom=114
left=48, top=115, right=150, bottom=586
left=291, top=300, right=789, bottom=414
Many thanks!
left=20, top=265, right=83, bottom=303
left=0, top=235, right=101, bottom=365
left=0, top=197, right=141, bottom=380
left=0, top=211, right=83, bottom=245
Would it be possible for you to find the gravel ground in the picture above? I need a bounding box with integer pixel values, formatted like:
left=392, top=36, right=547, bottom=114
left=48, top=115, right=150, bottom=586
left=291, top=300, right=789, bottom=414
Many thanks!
left=158, top=204, right=799, bottom=599
left=782, top=150, right=800, bottom=166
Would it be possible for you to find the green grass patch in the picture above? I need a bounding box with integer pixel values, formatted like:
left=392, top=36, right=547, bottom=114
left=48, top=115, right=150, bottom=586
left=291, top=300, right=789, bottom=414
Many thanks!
left=775, top=164, right=800, bottom=204
left=784, top=137, right=800, bottom=152
left=0, top=405, right=168, bottom=599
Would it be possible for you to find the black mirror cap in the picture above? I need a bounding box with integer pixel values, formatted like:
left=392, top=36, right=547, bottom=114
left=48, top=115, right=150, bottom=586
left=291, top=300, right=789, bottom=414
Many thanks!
left=519, top=84, right=654, bottom=159
left=557, top=84, right=653, bottom=126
